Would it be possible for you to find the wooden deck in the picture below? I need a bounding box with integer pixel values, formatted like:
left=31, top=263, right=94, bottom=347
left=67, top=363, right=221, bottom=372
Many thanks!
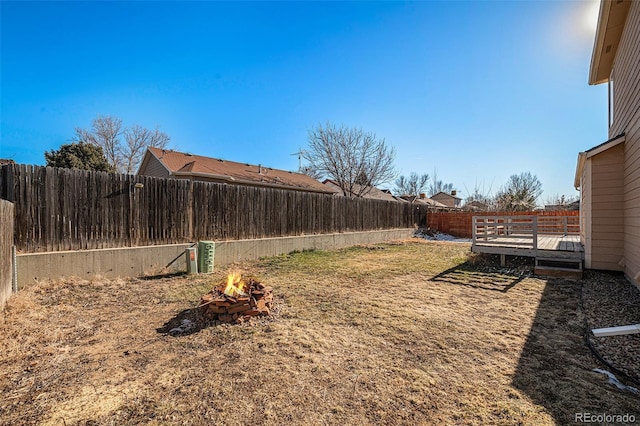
left=471, top=215, right=584, bottom=266
left=473, top=234, right=583, bottom=260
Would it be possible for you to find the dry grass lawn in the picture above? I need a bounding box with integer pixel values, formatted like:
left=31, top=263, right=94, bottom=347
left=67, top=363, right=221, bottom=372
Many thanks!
left=0, top=239, right=638, bottom=425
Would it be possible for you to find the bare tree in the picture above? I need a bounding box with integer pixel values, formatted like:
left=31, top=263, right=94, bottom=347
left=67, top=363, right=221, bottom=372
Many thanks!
left=123, top=125, right=170, bottom=174
left=75, top=116, right=123, bottom=170
left=494, top=172, right=543, bottom=211
left=299, top=165, right=323, bottom=180
left=303, top=122, right=396, bottom=197
left=428, top=168, right=454, bottom=197
left=394, top=172, right=429, bottom=199
left=463, top=182, right=494, bottom=211
left=74, top=115, right=170, bottom=174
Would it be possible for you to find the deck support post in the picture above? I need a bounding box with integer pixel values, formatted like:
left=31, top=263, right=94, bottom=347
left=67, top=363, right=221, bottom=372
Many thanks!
left=500, top=254, right=506, bottom=267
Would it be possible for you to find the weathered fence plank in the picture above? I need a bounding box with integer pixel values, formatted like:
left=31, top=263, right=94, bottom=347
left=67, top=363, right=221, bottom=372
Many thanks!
left=1, top=199, right=14, bottom=310
left=0, top=164, right=426, bottom=253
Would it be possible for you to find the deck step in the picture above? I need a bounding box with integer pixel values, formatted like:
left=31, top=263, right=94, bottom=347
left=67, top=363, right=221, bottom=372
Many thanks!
left=536, top=257, right=582, bottom=269
left=534, top=265, right=583, bottom=280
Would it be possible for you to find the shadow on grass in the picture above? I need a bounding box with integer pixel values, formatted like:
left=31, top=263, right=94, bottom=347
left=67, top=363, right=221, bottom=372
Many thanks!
left=430, top=262, right=526, bottom=292
left=139, top=271, right=188, bottom=281
left=512, top=279, right=640, bottom=423
left=156, top=307, right=210, bottom=336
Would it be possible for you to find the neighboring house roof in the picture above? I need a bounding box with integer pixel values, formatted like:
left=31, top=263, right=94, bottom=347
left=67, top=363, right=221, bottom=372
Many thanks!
left=431, top=191, right=462, bottom=201
left=397, top=195, right=448, bottom=208
left=432, top=191, right=463, bottom=209
left=138, top=147, right=332, bottom=194
left=423, top=198, right=449, bottom=208
left=574, top=133, right=626, bottom=188
left=589, top=0, right=632, bottom=85
left=464, top=200, right=489, bottom=211
left=322, top=179, right=398, bottom=202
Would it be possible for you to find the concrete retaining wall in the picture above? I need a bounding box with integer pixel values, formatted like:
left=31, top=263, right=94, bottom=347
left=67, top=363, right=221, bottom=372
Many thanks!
left=16, top=228, right=415, bottom=288
left=16, top=243, right=192, bottom=289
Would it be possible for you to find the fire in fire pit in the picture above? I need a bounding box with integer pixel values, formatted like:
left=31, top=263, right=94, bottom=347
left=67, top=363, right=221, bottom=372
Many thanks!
left=200, top=272, right=273, bottom=324
left=222, top=272, right=247, bottom=298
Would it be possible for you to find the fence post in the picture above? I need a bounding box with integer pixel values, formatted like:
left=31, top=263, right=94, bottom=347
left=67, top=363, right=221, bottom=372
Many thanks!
left=472, top=216, right=476, bottom=243
left=563, top=216, right=567, bottom=236
left=484, top=217, right=488, bottom=240
left=424, top=208, right=428, bottom=230
left=12, top=245, right=17, bottom=293
left=533, top=216, right=538, bottom=250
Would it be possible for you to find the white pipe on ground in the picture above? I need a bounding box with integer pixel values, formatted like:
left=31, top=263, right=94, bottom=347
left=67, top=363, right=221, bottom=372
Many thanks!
left=592, top=324, right=640, bottom=337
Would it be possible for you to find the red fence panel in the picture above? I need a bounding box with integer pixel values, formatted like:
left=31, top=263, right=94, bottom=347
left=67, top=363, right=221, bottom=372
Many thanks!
left=426, top=210, right=580, bottom=238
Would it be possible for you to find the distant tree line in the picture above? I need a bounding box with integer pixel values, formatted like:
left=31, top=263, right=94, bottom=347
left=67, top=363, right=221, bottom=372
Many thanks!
left=392, top=169, right=554, bottom=211
left=465, top=172, right=578, bottom=211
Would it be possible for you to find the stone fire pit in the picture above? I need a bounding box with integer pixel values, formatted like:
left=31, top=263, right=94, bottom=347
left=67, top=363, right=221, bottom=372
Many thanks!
left=200, top=272, right=273, bottom=324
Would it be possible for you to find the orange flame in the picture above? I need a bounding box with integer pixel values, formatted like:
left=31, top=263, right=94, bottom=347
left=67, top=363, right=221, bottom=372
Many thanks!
left=222, top=271, right=247, bottom=297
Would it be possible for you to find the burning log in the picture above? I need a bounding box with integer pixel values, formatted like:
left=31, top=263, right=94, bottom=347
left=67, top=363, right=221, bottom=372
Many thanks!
left=200, top=272, right=273, bottom=323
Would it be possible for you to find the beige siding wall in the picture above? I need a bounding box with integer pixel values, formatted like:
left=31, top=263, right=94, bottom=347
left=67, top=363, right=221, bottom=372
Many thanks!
left=610, top=0, right=640, bottom=283
left=432, top=194, right=457, bottom=208
left=588, top=144, right=625, bottom=271
left=580, top=160, right=593, bottom=267
left=140, top=155, right=170, bottom=178
left=623, top=109, right=640, bottom=282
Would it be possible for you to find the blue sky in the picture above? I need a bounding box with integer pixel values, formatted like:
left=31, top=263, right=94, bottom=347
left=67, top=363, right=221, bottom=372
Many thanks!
left=1, top=0, right=604, bottom=202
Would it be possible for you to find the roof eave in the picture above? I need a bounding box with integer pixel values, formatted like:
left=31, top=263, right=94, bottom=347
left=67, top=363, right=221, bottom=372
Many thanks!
left=574, top=133, right=625, bottom=189
left=173, top=171, right=236, bottom=182
left=589, top=0, right=631, bottom=85
left=173, top=171, right=333, bottom=194
left=585, top=133, right=625, bottom=158
left=574, top=152, right=587, bottom=189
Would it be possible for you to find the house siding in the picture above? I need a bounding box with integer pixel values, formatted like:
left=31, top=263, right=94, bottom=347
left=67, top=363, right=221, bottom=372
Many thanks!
left=580, top=160, right=592, bottom=266
left=140, top=154, right=170, bottom=178
left=610, top=0, right=640, bottom=283
left=590, top=144, right=625, bottom=271
left=431, top=193, right=461, bottom=208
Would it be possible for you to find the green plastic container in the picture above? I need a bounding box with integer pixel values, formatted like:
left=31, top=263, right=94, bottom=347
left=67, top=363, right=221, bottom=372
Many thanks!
left=198, top=241, right=215, bottom=273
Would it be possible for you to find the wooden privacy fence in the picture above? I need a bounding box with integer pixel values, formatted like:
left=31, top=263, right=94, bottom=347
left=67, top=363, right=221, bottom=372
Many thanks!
left=428, top=210, right=580, bottom=238
left=0, top=164, right=427, bottom=253
left=1, top=199, right=14, bottom=310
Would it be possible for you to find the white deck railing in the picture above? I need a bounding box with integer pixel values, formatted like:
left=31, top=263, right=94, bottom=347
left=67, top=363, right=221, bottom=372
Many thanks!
left=472, top=215, right=579, bottom=250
